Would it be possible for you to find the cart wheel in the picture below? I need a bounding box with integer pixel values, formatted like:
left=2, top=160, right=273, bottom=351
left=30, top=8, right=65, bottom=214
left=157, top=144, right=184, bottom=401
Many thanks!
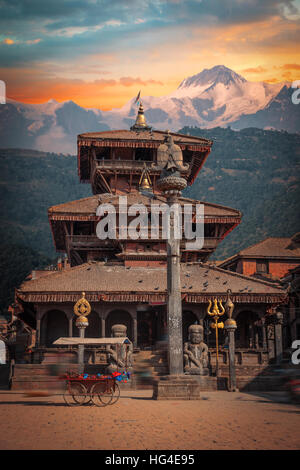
left=63, top=383, right=87, bottom=406
left=90, top=383, right=113, bottom=407
left=109, top=382, right=120, bottom=405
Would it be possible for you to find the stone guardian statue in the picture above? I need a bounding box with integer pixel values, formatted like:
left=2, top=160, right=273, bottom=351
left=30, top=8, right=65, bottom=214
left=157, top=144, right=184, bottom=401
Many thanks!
left=183, top=324, right=209, bottom=375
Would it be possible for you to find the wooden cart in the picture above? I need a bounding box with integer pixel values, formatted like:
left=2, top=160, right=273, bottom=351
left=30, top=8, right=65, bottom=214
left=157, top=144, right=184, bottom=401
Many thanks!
left=63, top=373, right=120, bottom=407
left=53, top=336, right=131, bottom=407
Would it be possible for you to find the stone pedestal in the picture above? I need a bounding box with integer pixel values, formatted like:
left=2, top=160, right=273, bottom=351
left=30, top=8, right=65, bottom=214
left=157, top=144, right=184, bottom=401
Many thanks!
left=152, top=375, right=202, bottom=400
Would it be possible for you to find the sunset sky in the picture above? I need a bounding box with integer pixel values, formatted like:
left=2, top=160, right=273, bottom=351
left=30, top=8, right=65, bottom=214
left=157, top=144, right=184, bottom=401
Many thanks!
left=0, top=0, right=300, bottom=110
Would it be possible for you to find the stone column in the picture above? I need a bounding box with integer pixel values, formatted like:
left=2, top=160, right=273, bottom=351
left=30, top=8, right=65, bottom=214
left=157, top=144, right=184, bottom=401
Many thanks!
left=261, top=318, right=267, bottom=350
left=78, top=328, right=85, bottom=372
left=166, top=196, right=183, bottom=375
left=224, top=319, right=238, bottom=391
left=224, top=291, right=238, bottom=391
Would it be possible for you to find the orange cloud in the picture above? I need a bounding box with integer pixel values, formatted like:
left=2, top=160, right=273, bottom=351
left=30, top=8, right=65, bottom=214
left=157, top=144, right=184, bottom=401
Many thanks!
left=26, top=39, right=41, bottom=44
left=1, top=68, right=165, bottom=109
left=241, top=66, right=267, bottom=74
left=1, top=38, right=15, bottom=45
left=119, top=77, right=163, bottom=87
left=279, top=64, right=300, bottom=70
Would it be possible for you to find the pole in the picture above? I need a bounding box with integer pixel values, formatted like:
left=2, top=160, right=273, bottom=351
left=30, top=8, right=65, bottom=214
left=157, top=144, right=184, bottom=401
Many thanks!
left=225, top=320, right=238, bottom=391
left=78, top=328, right=85, bottom=374
left=166, top=194, right=183, bottom=375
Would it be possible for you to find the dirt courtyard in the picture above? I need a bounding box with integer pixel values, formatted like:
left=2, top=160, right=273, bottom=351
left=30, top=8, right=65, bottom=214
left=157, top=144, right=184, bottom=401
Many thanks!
left=0, top=389, right=299, bottom=450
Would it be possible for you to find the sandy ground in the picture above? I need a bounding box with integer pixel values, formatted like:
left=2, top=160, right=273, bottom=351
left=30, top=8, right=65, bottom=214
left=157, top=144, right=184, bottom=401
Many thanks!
left=0, top=389, right=299, bottom=450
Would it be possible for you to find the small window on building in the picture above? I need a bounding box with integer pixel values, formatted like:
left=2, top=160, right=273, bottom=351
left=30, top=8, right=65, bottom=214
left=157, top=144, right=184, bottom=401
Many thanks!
left=256, top=260, right=268, bottom=274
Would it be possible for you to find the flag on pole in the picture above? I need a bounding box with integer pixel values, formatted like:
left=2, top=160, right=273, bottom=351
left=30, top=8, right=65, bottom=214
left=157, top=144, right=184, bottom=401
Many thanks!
left=134, top=90, right=141, bottom=106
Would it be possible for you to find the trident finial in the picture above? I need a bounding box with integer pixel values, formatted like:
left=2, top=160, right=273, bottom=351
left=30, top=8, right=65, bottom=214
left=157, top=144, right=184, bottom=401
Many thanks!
left=207, top=298, right=225, bottom=317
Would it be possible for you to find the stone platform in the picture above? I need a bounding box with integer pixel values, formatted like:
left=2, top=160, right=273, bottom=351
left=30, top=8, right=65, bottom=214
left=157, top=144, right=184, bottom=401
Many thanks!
left=152, top=375, right=223, bottom=400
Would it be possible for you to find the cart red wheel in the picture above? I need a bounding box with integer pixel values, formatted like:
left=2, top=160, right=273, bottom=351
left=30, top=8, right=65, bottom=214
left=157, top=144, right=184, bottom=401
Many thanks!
left=90, top=382, right=113, bottom=407
left=63, top=382, right=87, bottom=406
left=109, top=382, right=120, bottom=405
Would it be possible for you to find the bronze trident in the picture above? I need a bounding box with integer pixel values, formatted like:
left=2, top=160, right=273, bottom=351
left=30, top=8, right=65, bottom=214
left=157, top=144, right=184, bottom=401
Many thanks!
left=207, top=298, right=225, bottom=375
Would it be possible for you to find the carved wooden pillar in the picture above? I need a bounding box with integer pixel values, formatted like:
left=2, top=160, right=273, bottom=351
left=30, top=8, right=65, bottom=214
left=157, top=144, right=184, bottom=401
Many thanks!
left=68, top=318, right=73, bottom=337
left=133, top=316, right=138, bottom=348
left=101, top=317, right=105, bottom=338
left=254, top=325, right=259, bottom=349
left=36, top=318, right=41, bottom=347
left=267, top=324, right=275, bottom=362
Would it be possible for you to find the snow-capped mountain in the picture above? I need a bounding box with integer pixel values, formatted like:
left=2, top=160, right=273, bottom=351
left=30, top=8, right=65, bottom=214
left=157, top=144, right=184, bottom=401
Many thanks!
left=0, top=65, right=297, bottom=153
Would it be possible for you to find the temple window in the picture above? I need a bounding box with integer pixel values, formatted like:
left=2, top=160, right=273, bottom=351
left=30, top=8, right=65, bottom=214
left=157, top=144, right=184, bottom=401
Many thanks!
left=256, top=260, right=268, bottom=274
left=134, top=148, right=153, bottom=161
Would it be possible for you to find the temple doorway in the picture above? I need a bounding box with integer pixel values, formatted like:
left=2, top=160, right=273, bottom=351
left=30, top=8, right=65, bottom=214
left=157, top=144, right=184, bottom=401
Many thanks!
left=41, top=310, right=68, bottom=347
left=235, top=311, right=261, bottom=348
left=137, top=311, right=157, bottom=349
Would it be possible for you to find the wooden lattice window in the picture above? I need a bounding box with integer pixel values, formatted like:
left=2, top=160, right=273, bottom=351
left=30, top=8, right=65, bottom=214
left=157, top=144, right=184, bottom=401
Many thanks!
left=256, top=260, right=268, bottom=274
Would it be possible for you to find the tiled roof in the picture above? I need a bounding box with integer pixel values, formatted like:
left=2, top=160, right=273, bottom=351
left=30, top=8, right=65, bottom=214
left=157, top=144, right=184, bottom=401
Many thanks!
left=78, top=129, right=212, bottom=146
left=220, top=236, right=300, bottom=266
left=17, top=262, right=286, bottom=304
left=48, top=193, right=241, bottom=219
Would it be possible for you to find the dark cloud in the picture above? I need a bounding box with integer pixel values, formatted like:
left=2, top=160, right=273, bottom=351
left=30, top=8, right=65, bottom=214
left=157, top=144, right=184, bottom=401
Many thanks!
left=0, top=0, right=299, bottom=68
left=1, top=0, right=298, bottom=31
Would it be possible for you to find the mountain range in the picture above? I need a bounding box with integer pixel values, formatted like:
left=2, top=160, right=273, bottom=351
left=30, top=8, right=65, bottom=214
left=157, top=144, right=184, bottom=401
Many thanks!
left=0, top=65, right=299, bottom=153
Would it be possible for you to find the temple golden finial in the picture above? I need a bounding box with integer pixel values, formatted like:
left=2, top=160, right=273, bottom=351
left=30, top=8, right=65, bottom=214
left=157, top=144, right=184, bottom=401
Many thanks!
left=74, top=291, right=91, bottom=317
left=207, top=298, right=225, bottom=317
left=130, top=93, right=152, bottom=131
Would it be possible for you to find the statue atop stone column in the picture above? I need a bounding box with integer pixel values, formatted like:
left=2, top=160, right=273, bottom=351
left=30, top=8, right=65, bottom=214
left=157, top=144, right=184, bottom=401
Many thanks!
left=184, top=324, right=209, bottom=375
left=106, top=324, right=133, bottom=374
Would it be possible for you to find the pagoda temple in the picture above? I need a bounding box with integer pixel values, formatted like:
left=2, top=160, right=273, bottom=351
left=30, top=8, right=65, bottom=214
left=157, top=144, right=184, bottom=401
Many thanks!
left=14, top=103, right=287, bottom=390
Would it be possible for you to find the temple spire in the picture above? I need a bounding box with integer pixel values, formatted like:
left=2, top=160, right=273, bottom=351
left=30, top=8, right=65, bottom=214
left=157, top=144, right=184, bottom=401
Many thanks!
left=130, top=96, right=152, bottom=131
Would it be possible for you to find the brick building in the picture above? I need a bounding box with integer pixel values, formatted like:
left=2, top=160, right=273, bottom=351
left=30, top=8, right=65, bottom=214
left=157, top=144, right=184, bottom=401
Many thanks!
left=219, top=235, right=300, bottom=281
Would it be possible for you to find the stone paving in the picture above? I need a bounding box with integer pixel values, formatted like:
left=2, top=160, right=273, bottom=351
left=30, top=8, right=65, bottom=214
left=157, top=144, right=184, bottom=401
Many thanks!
left=0, top=390, right=299, bottom=450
